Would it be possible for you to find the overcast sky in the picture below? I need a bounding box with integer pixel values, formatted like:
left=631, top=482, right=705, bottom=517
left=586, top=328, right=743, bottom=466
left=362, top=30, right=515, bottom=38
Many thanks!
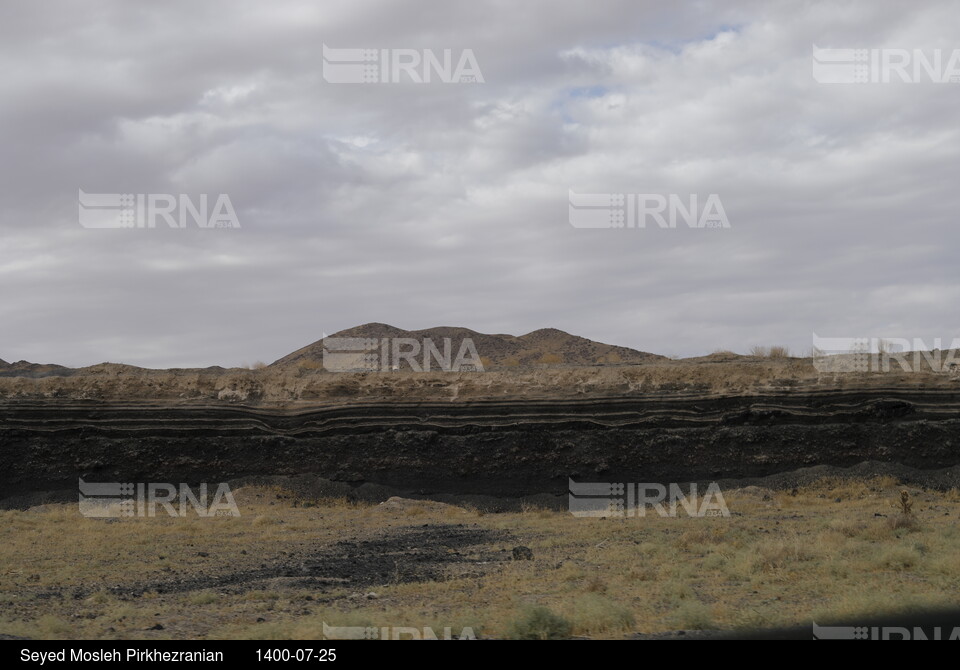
left=1, top=0, right=958, bottom=368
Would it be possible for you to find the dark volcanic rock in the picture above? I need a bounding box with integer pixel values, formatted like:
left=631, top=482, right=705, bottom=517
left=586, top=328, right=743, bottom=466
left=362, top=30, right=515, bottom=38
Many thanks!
left=512, top=546, right=534, bottom=560
left=1, top=389, right=960, bottom=504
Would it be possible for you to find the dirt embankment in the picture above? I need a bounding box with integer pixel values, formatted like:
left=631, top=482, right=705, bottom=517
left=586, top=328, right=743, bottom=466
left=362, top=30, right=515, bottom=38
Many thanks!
left=2, top=382, right=960, bottom=506
left=1, top=355, right=958, bottom=404
left=2, top=349, right=960, bottom=506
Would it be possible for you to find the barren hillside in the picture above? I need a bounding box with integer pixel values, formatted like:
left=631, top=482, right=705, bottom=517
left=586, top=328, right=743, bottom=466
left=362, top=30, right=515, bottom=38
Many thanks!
left=271, top=323, right=666, bottom=369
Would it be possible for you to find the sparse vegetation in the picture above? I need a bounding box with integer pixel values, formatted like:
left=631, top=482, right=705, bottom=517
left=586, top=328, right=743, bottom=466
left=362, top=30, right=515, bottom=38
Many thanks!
left=565, top=594, right=634, bottom=636
left=749, top=345, right=790, bottom=358
left=1, top=478, right=958, bottom=639
left=669, top=601, right=714, bottom=630
left=899, top=490, right=913, bottom=515
left=505, top=606, right=572, bottom=640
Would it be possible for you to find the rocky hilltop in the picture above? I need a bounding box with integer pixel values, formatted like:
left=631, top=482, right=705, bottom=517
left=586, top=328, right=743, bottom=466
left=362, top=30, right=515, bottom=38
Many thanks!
left=272, top=323, right=666, bottom=369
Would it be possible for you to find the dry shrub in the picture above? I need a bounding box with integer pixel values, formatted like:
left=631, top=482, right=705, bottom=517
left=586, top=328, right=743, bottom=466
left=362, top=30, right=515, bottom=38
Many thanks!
left=505, top=606, right=571, bottom=640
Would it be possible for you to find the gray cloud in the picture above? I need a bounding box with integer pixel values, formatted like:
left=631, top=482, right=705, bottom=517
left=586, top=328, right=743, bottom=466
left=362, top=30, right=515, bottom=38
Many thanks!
left=1, top=0, right=958, bottom=367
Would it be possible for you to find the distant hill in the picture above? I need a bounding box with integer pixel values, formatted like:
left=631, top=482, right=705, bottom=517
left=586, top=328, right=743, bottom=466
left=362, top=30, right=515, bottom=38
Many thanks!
left=271, top=323, right=666, bottom=370
left=0, top=359, right=75, bottom=378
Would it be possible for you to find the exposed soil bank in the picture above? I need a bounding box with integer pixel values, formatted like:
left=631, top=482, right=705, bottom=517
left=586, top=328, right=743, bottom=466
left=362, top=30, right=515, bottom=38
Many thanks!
left=2, top=388, right=959, bottom=507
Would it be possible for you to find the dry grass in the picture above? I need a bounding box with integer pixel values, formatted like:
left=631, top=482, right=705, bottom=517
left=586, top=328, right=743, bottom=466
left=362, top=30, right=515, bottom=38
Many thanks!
left=1, top=478, right=958, bottom=639
left=749, top=345, right=791, bottom=358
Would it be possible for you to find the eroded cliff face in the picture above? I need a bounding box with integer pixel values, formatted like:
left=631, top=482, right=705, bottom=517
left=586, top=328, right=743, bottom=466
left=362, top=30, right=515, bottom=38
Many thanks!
left=2, top=378, right=959, bottom=505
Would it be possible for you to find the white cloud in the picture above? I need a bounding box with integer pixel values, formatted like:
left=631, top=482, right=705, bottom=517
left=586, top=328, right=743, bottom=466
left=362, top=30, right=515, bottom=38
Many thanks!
left=0, top=0, right=958, bottom=367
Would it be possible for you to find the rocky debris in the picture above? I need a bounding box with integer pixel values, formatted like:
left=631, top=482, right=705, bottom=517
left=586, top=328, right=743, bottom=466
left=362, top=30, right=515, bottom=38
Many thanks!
left=36, top=525, right=510, bottom=602
left=512, top=546, right=533, bottom=560
left=375, top=497, right=462, bottom=514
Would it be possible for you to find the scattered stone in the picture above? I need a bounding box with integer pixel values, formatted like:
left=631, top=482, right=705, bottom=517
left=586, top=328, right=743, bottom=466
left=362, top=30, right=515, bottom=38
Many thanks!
left=376, top=496, right=461, bottom=514
left=512, top=546, right=534, bottom=561
left=148, top=623, right=164, bottom=631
